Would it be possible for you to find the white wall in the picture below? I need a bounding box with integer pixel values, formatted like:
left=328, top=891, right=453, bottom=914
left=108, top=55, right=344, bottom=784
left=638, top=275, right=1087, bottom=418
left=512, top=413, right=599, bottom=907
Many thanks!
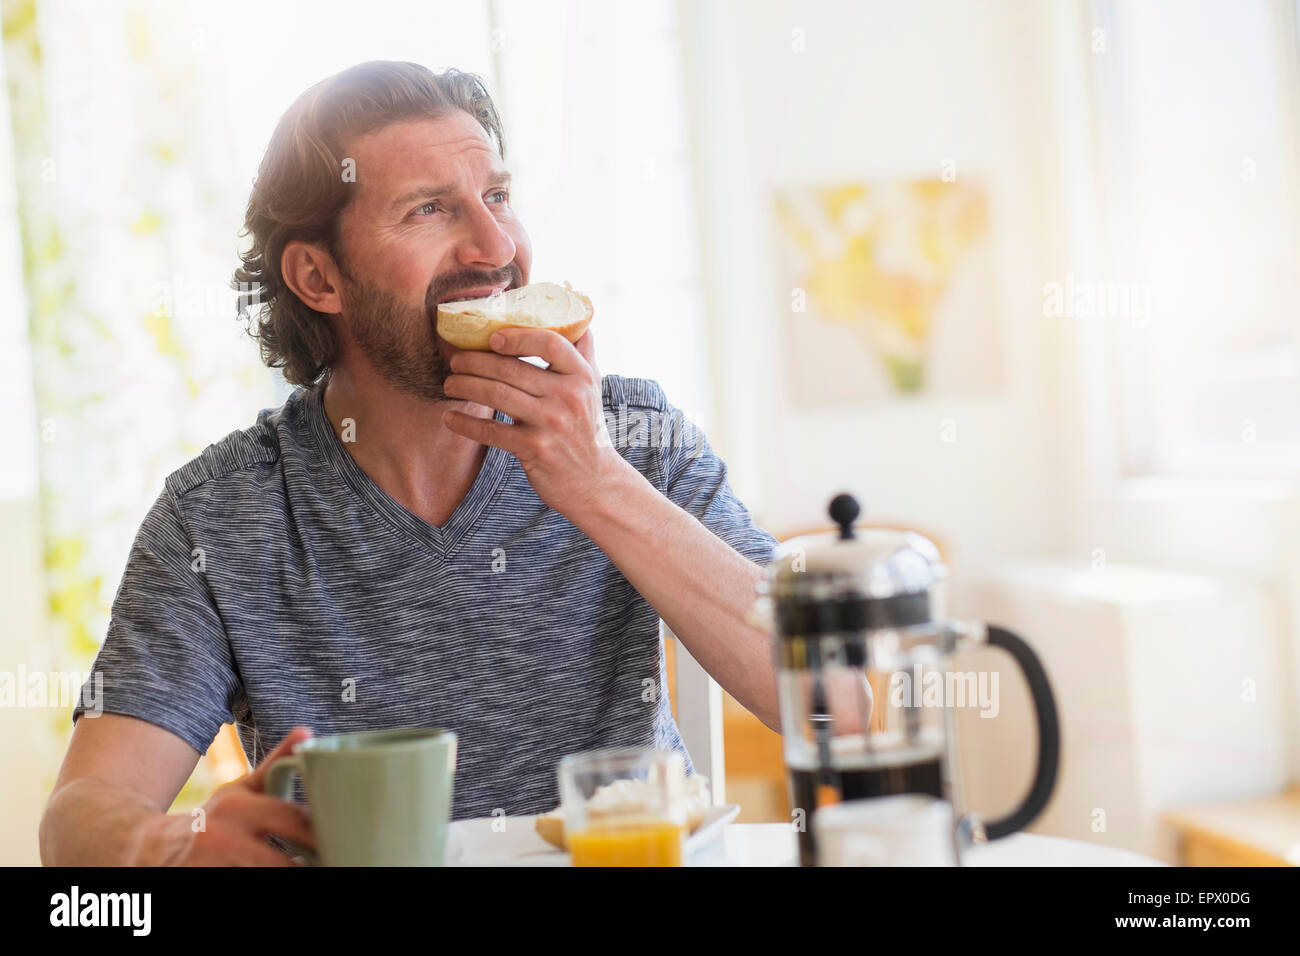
left=681, top=0, right=1068, bottom=611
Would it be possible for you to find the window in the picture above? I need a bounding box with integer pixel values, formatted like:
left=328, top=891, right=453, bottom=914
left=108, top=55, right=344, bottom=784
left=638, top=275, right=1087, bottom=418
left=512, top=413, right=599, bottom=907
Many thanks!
left=1089, top=0, right=1300, bottom=476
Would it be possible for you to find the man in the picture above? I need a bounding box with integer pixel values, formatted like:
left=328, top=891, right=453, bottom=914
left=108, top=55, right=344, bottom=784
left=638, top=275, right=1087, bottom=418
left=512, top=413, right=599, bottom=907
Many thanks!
left=40, top=61, right=779, bottom=866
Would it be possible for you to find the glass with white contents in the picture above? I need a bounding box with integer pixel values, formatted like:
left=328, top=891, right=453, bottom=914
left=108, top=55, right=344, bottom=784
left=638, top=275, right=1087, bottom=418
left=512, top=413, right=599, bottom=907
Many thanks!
left=557, top=748, right=688, bottom=867
left=814, top=795, right=960, bottom=866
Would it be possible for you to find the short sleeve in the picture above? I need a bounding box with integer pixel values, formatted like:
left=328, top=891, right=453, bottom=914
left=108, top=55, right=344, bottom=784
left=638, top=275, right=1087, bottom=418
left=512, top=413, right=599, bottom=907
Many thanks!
left=659, top=404, right=780, bottom=568
left=72, top=487, right=241, bottom=755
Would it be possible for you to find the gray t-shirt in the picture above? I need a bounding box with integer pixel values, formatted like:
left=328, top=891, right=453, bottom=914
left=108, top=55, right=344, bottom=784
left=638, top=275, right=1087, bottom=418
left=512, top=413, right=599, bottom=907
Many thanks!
left=73, top=373, right=778, bottom=819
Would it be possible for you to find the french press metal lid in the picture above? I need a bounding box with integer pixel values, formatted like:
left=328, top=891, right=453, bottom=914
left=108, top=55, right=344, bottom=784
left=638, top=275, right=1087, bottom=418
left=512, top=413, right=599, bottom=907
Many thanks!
left=759, top=493, right=950, bottom=637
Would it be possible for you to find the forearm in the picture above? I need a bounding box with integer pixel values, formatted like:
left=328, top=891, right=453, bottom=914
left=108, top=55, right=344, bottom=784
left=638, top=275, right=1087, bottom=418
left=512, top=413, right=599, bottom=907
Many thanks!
left=569, top=459, right=781, bottom=731
left=41, top=778, right=183, bottom=866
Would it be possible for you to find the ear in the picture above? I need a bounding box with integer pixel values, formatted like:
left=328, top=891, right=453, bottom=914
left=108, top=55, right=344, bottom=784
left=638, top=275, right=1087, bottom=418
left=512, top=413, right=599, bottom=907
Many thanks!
left=281, top=240, right=344, bottom=314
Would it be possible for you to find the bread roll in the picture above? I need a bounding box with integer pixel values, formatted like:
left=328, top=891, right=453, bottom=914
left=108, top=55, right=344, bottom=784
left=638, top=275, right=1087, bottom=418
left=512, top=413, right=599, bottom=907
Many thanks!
left=436, top=281, right=593, bottom=350
left=534, top=810, right=566, bottom=850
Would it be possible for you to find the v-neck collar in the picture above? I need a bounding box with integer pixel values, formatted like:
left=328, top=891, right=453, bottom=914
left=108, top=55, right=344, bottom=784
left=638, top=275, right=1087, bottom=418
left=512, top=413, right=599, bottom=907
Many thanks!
left=301, top=382, right=512, bottom=559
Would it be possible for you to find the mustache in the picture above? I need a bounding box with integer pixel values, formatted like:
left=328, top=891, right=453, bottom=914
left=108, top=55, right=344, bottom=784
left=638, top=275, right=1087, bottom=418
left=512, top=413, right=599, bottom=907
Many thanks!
left=426, top=263, right=524, bottom=310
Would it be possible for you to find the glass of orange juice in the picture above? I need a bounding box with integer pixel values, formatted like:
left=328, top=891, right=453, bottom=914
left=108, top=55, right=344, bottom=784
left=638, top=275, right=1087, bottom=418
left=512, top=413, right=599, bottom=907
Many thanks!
left=558, top=748, right=688, bottom=867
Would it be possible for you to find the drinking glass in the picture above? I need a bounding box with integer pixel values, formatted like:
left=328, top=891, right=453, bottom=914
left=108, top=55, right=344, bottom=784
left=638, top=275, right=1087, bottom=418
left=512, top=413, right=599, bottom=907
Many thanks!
left=557, top=748, right=687, bottom=867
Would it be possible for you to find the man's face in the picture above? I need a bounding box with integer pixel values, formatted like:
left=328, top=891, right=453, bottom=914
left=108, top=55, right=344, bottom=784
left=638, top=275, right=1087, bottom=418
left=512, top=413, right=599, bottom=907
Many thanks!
left=331, top=111, right=531, bottom=400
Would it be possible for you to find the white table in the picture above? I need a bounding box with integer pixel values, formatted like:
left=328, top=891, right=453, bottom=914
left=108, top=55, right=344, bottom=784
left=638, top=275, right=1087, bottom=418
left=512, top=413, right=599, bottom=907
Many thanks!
left=705, top=824, right=1166, bottom=866
left=448, top=817, right=1166, bottom=866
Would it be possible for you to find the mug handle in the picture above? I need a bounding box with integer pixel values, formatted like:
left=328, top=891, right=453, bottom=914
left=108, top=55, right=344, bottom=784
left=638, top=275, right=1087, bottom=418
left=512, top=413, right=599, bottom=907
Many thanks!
left=265, top=754, right=320, bottom=866
left=972, top=625, right=1061, bottom=841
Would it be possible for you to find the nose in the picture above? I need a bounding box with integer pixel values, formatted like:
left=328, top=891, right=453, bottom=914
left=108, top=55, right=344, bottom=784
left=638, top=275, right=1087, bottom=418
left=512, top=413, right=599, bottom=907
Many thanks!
left=455, top=196, right=517, bottom=271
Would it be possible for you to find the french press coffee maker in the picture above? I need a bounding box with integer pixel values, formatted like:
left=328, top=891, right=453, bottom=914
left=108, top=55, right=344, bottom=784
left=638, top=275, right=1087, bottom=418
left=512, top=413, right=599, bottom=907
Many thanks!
left=755, top=494, right=1060, bottom=866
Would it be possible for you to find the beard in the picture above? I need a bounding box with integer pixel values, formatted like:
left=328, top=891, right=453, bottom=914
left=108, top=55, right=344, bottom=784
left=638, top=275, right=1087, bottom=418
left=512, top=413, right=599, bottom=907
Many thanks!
left=338, top=261, right=522, bottom=402
left=341, top=275, right=450, bottom=401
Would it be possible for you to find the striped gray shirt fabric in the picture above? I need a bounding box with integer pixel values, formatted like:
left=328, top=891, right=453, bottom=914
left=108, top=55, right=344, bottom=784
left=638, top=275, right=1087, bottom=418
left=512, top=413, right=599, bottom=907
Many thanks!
left=73, top=374, right=778, bottom=820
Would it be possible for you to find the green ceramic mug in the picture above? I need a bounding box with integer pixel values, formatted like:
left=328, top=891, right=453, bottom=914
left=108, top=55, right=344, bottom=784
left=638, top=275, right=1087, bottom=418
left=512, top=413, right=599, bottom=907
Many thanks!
left=266, top=727, right=458, bottom=866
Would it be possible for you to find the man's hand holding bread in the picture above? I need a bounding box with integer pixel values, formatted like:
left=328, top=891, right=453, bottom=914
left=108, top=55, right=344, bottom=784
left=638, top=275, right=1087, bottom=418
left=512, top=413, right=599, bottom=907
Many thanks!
left=439, top=282, right=625, bottom=518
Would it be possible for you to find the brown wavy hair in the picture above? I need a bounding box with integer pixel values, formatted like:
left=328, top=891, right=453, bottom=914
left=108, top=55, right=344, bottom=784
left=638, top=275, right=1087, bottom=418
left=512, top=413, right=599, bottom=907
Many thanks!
left=232, top=61, right=506, bottom=387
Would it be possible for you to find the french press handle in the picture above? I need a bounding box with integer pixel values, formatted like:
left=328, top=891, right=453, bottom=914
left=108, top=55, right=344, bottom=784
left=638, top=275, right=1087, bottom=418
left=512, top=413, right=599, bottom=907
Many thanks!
left=968, top=625, right=1061, bottom=840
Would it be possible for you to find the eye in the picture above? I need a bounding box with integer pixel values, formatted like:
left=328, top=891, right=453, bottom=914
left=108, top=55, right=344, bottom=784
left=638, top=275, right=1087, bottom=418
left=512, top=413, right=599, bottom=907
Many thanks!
left=488, top=189, right=509, bottom=204
left=413, top=201, right=440, bottom=217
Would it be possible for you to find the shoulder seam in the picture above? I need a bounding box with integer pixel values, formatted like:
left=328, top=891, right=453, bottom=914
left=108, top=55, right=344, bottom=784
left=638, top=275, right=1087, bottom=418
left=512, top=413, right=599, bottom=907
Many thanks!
left=601, top=373, right=669, bottom=412
left=164, top=428, right=280, bottom=500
